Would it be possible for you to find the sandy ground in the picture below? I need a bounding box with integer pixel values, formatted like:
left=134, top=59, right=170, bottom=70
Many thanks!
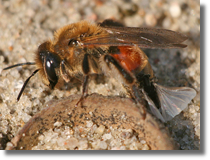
left=0, top=0, right=200, bottom=150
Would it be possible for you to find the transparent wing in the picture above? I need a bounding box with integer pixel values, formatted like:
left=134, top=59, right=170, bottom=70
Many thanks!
left=142, top=89, right=166, bottom=122
left=82, top=26, right=188, bottom=49
left=154, top=84, right=196, bottom=122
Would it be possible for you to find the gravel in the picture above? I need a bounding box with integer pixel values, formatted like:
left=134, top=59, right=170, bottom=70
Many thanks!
left=5, top=94, right=178, bottom=150
left=0, top=0, right=200, bottom=150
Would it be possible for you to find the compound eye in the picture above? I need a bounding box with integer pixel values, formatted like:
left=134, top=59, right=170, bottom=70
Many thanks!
left=44, top=52, right=61, bottom=89
left=45, top=58, right=57, bottom=83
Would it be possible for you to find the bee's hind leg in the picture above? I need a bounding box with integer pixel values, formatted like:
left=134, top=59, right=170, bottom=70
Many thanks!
left=100, top=54, right=147, bottom=119
left=123, top=84, right=147, bottom=119
left=131, top=85, right=147, bottom=119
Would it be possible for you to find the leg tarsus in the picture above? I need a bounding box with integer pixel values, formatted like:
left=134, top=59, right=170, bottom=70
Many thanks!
left=75, top=75, right=89, bottom=107
left=131, top=85, right=147, bottom=119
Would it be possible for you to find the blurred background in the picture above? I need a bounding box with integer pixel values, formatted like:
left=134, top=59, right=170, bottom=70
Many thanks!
left=0, top=0, right=200, bottom=150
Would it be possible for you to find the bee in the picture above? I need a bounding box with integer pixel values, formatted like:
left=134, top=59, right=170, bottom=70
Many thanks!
left=3, top=19, right=196, bottom=122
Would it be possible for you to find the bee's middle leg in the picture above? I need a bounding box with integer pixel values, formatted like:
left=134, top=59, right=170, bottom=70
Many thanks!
left=75, top=75, right=89, bottom=107
left=74, top=54, right=91, bottom=106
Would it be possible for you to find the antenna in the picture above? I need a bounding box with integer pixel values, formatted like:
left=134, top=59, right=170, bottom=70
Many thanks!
left=3, top=62, right=36, bottom=70
left=17, top=69, right=40, bottom=101
left=3, top=62, right=39, bottom=101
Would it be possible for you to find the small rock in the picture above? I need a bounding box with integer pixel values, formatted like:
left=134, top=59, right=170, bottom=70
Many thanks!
left=64, top=137, right=78, bottom=150
left=95, top=125, right=105, bottom=135
left=169, top=2, right=181, bottom=18
left=145, top=13, right=157, bottom=27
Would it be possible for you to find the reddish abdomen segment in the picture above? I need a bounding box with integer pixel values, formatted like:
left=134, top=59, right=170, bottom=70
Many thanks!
left=111, top=46, right=142, bottom=71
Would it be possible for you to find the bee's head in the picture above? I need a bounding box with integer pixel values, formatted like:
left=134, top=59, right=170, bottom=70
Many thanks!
left=36, top=41, right=62, bottom=89
left=3, top=41, right=63, bottom=101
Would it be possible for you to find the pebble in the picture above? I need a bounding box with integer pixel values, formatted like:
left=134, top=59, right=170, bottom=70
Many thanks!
left=124, top=14, right=143, bottom=27
left=169, top=2, right=181, bottom=18
left=28, top=122, right=153, bottom=150
left=64, top=137, right=78, bottom=149
left=102, top=133, right=112, bottom=141
left=145, top=13, right=157, bottom=27
left=94, top=125, right=105, bottom=135
left=99, top=141, right=107, bottom=149
left=54, top=121, right=62, bottom=127
left=162, top=17, right=172, bottom=29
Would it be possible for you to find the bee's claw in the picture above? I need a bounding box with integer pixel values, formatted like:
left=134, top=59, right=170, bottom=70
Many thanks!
left=75, top=93, right=88, bottom=107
